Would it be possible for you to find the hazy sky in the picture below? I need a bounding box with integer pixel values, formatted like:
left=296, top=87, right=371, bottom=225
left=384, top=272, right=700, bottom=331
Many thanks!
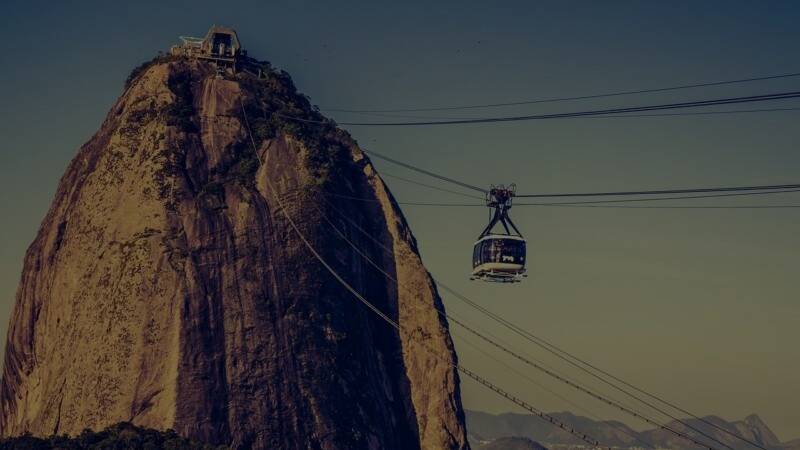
left=1, top=0, right=799, bottom=441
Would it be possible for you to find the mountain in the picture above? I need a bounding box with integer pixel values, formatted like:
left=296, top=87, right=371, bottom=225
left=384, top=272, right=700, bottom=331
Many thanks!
left=640, top=414, right=781, bottom=450
left=466, top=410, right=640, bottom=448
left=478, top=436, right=548, bottom=450
left=466, top=410, right=786, bottom=450
left=779, top=438, right=800, bottom=450
left=0, top=50, right=469, bottom=449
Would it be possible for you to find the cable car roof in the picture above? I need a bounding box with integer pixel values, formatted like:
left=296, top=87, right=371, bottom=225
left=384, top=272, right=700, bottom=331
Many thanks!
left=473, top=234, right=526, bottom=245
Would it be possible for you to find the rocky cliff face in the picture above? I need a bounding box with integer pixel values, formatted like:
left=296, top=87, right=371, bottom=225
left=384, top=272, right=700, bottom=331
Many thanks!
left=0, top=56, right=469, bottom=450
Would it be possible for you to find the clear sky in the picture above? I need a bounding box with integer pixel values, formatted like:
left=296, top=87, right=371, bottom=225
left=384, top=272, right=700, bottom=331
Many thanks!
left=1, top=0, right=799, bottom=441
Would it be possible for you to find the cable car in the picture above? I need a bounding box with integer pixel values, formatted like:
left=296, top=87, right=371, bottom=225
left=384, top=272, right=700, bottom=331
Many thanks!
left=471, top=184, right=527, bottom=283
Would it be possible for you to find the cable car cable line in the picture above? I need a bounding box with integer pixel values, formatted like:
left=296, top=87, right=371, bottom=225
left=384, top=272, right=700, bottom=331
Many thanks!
left=323, top=71, right=800, bottom=113
left=313, top=191, right=730, bottom=450
left=367, top=168, right=800, bottom=206
left=380, top=171, right=485, bottom=199
left=515, top=183, right=800, bottom=199
left=282, top=90, right=800, bottom=126
left=361, top=148, right=800, bottom=200
left=452, top=326, right=655, bottom=448
left=434, top=282, right=771, bottom=450
left=510, top=188, right=800, bottom=204
left=450, top=315, right=652, bottom=442
left=549, top=106, right=800, bottom=120
left=335, top=106, right=800, bottom=121
left=398, top=203, right=800, bottom=209
left=315, top=190, right=772, bottom=450
left=364, top=149, right=487, bottom=193
left=319, top=188, right=800, bottom=209
left=241, top=102, right=609, bottom=449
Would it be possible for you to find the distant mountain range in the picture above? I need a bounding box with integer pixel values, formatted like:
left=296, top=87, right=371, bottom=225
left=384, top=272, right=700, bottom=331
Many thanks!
left=477, top=436, right=549, bottom=450
left=466, top=410, right=797, bottom=450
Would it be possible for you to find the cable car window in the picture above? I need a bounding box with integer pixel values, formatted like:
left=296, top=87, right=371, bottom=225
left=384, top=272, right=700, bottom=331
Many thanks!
left=504, top=240, right=525, bottom=263
left=493, top=240, right=505, bottom=262
left=481, top=240, right=493, bottom=263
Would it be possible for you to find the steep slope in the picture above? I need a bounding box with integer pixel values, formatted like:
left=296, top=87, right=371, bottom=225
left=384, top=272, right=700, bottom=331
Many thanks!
left=0, top=56, right=469, bottom=450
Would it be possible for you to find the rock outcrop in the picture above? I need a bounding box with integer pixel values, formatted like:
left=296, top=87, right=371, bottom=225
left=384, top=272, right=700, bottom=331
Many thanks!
left=0, top=56, right=469, bottom=450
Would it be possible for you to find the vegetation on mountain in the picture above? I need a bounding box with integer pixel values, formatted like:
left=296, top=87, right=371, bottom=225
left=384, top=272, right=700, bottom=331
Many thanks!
left=236, top=61, right=354, bottom=185
left=0, top=422, right=221, bottom=449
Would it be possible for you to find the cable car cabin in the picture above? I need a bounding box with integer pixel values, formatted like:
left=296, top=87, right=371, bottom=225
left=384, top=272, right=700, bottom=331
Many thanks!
left=472, top=235, right=527, bottom=282
left=471, top=184, right=527, bottom=283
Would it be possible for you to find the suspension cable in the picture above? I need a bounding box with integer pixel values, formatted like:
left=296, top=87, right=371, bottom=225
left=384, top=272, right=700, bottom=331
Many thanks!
left=323, top=71, right=800, bottom=113
left=333, top=106, right=800, bottom=121
left=435, top=283, right=772, bottom=450
left=360, top=147, right=800, bottom=200
left=364, top=149, right=487, bottom=193
left=381, top=171, right=484, bottom=199
left=377, top=167, right=800, bottom=205
left=450, top=328, right=654, bottom=448
left=320, top=188, right=800, bottom=209
left=282, top=90, right=800, bottom=126
left=515, top=184, right=800, bottom=198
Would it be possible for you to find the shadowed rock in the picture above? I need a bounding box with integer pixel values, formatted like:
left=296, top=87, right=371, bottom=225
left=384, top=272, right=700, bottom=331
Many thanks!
left=0, top=56, right=469, bottom=450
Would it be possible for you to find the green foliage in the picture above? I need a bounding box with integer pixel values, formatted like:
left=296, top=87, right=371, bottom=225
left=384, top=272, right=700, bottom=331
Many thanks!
left=236, top=63, right=355, bottom=186
left=127, top=108, right=150, bottom=125
left=123, top=100, right=159, bottom=135
left=196, top=192, right=227, bottom=212
left=126, top=57, right=195, bottom=133
left=129, top=56, right=359, bottom=204
left=125, top=60, right=154, bottom=90
left=0, top=422, right=223, bottom=449
left=202, top=139, right=261, bottom=194
left=124, top=54, right=177, bottom=90
left=164, top=68, right=198, bottom=133
left=231, top=156, right=259, bottom=185
left=198, top=181, right=224, bottom=199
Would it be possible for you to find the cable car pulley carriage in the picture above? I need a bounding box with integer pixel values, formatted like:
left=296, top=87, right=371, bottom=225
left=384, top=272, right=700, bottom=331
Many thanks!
left=471, top=184, right=527, bottom=283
